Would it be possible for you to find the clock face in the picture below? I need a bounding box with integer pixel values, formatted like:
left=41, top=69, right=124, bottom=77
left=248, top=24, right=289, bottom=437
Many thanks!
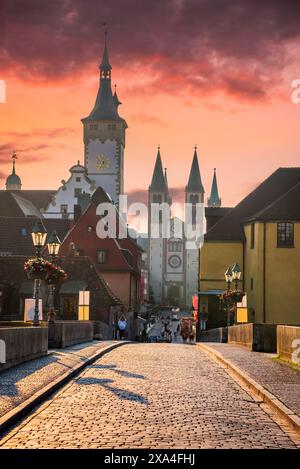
left=168, top=255, right=181, bottom=269
left=95, top=154, right=111, bottom=172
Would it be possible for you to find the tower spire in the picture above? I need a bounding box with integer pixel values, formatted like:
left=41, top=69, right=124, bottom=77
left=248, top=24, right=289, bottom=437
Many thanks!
left=149, top=147, right=168, bottom=192
left=208, top=168, right=221, bottom=207
left=6, top=152, right=21, bottom=191
left=82, top=29, right=127, bottom=124
left=100, top=27, right=111, bottom=72
left=186, top=146, right=204, bottom=194
left=12, top=152, right=17, bottom=174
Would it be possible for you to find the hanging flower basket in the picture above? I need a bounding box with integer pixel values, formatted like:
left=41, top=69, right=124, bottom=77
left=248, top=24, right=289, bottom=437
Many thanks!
left=24, top=257, right=54, bottom=280
left=45, top=265, right=68, bottom=285
left=219, top=289, right=245, bottom=306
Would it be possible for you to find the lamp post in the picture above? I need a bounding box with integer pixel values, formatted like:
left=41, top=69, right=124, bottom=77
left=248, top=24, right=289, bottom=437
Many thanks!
left=224, top=267, right=233, bottom=327
left=46, top=231, right=61, bottom=323
left=232, top=263, right=241, bottom=324
left=31, top=221, right=48, bottom=257
left=232, top=263, right=241, bottom=290
left=31, top=221, right=48, bottom=326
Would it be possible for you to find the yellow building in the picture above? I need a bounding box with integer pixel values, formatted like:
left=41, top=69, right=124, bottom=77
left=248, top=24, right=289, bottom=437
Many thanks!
left=200, top=168, right=300, bottom=327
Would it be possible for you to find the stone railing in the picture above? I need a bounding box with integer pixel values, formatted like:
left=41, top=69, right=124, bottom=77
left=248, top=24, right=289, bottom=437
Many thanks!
left=198, top=327, right=228, bottom=343
left=277, top=325, right=300, bottom=364
left=48, top=320, right=94, bottom=348
left=228, top=323, right=277, bottom=352
left=0, top=326, right=48, bottom=372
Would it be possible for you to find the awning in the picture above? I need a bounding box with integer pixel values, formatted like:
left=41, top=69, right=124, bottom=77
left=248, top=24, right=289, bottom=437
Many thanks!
left=198, top=290, right=224, bottom=296
left=59, top=281, right=88, bottom=294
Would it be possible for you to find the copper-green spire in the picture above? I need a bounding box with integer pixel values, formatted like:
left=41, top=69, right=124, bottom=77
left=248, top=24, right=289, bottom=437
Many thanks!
left=100, top=29, right=111, bottom=72
left=208, top=168, right=221, bottom=207
left=6, top=152, right=22, bottom=191
left=186, top=146, right=204, bottom=193
left=149, top=147, right=168, bottom=192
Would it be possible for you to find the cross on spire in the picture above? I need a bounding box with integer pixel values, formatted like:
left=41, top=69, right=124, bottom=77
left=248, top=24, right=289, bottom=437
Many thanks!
left=12, top=152, right=17, bottom=174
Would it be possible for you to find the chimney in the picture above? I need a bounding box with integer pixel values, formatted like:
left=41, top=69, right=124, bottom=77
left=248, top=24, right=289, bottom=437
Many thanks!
left=74, top=204, right=82, bottom=223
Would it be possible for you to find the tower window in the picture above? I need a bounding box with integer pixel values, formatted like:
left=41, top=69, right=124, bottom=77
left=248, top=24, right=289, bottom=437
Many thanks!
left=153, top=194, right=162, bottom=204
left=250, top=278, right=254, bottom=290
left=74, top=188, right=82, bottom=198
left=76, top=177, right=81, bottom=182
left=20, top=227, right=27, bottom=236
left=277, top=222, right=294, bottom=247
left=190, top=194, right=199, bottom=204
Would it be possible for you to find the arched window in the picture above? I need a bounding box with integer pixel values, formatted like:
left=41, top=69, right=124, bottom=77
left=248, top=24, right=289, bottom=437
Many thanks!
left=153, top=194, right=162, bottom=204
left=190, top=194, right=199, bottom=204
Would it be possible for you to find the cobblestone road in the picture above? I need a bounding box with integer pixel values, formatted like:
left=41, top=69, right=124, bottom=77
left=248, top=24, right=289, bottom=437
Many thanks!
left=1, top=344, right=299, bottom=449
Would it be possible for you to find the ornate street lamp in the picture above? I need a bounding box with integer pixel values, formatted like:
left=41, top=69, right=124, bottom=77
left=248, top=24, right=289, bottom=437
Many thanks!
left=46, top=231, right=61, bottom=322
left=47, top=230, right=61, bottom=259
left=31, top=221, right=48, bottom=326
left=225, top=267, right=233, bottom=291
left=31, top=220, right=47, bottom=257
left=232, top=263, right=241, bottom=290
left=224, top=266, right=233, bottom=327
left=232, top=263, right=242, bottom=324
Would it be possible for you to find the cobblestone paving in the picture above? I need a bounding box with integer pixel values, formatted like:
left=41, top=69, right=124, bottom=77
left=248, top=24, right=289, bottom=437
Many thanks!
left=0, top=341, right=117, bottom=418
left=0, top=344, right=299, bottom=449
left=204, top=343, right=300, bottom=416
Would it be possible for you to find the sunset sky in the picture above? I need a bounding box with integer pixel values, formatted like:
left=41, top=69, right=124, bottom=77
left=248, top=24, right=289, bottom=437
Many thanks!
left=0, top=0, right=300, bottom=209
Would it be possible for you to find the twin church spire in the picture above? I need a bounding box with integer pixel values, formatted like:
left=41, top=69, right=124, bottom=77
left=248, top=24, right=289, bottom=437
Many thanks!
left=149, top=146, right=221, bottom=207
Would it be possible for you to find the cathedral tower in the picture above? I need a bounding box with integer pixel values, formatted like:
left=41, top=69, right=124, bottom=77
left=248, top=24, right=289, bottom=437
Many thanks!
left=184, top=146, right=205, bottom=307
left=81, top=31, right=127, bottom=204
left=148, top=147, right=170, bottom=304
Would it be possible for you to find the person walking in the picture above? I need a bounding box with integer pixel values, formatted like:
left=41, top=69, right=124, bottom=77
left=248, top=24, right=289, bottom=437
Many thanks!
left=200, top=306, right=208, bottom=331
left=118, top=315, right=127, bottom=340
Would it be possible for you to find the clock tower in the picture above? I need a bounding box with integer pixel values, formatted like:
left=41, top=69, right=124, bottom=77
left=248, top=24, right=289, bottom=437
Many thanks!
left=81, top=31, right=127, bottom=204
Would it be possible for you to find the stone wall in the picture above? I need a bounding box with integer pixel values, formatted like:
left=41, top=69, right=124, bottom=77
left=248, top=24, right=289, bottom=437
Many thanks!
left=93, top=321, right=113, bottom=340
left=48, top=321, right=94, bottom=348
left=0, top=326, right=48, bottom=371
left=228, top=323, right=277, bottom=352
left=277, top=325, right=300, bottom=363
left=199, top=327, right=228, bottom=343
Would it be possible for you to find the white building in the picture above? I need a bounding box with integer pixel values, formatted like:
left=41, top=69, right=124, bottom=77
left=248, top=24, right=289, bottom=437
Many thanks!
left=43, top=162, right=95, bottom=219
